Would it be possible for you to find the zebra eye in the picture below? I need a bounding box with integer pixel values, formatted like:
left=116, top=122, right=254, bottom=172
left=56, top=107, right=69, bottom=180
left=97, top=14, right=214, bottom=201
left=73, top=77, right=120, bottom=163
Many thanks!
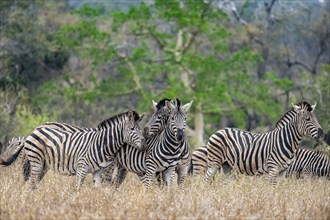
left=305, top=116, right=311, bottom=121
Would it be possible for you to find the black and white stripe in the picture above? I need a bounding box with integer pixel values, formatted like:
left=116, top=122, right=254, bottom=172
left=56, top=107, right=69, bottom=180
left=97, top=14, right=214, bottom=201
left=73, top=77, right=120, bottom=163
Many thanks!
left=205, top=102, right=324, bottom=185
left=285, top=148, right=330, bottom=180
left=113, top=99, right=192, bottom=189
left=0, top=111, right=145, bottom=189
left=3, top=122, right=96, bottom=183
left=188, top=145, right=231, bottom=177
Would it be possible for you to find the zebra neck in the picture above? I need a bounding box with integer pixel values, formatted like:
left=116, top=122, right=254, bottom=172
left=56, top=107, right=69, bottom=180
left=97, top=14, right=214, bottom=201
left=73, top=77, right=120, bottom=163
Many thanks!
left=100, top=124, right=125, bottom=156
left=164, top=127, right=182, bottom=150
left=273, top=121, right=302, bottom=160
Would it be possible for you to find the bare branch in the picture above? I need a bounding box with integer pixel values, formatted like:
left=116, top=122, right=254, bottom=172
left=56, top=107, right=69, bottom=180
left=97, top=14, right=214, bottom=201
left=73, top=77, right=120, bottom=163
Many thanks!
left=182, top=30, right=198, bottom=55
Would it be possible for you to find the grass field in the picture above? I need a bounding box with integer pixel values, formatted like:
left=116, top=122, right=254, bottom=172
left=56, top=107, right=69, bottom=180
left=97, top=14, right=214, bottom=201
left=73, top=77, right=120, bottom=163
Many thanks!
left=0, top=163, right=329, bottom=220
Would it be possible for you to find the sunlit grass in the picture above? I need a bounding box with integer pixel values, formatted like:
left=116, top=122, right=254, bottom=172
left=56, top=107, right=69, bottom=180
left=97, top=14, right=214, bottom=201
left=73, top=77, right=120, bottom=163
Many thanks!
left=0, top=162, right=329, bottom=219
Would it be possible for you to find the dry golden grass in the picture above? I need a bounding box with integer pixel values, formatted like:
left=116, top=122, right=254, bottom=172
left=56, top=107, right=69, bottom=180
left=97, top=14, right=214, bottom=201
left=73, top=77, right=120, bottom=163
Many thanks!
left=0, top=163, right=329, bottom=220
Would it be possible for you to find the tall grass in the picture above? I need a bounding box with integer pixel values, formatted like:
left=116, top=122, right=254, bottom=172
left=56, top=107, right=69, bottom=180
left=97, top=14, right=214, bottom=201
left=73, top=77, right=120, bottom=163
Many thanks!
left=0, top=162, right=329, bottom=219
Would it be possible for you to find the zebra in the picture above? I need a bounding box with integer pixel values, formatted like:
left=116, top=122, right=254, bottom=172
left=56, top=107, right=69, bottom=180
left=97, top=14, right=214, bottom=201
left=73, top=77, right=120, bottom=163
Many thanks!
left=285, top=147, right=330, bottom=180
left=0, top=122, right=99, bottom=183
left=0, top=110, right=145, bottom=189
left=205, top=102, right=324, bottom=185
left=101, top=98, right=172, bottom=185
left=113, top=98, right=193, bottom=189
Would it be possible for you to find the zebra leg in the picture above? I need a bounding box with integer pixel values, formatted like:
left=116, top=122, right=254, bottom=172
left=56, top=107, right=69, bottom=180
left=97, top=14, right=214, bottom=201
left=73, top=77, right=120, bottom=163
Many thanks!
left=100, top=164, right=116, bottom=185
left=176, top=165, right=189, bottom=188
left=23, top=157, right=30, bottom=182
left=205, top=162, right=221, bottom=183
left=153, top=172, right=164, bottom=188
left=143, top=168, right=156, bottom=189
left=76, top=163, right=90, bottom=190
left=267, top=162, right=281, bottom=186
left=114, top=166, right=128, bottom=189
left=301, top=166, right=313, bottom=180
left=29, top=160, right=46, bottom=189
left=163, top=168, right=175, bottom=188
left=93, top=169, right=105, bottom=187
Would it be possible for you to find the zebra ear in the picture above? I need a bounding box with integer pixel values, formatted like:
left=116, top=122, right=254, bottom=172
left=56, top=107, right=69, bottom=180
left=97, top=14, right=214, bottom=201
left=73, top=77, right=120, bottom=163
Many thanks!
left=311, top=102, right=317, bottom=112
left=292, top=103, right=302, bottom=112
left=138, top=113, right=145, bottom=122
left=152, top=100, right=158, bottom=111
left=181, top=101, right=193, bottom=112
left=128, top=111, right=134, bottom=121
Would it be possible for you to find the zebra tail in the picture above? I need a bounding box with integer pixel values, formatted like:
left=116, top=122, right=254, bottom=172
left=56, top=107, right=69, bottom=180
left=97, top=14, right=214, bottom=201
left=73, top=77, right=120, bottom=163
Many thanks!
left=187, top=162, right=193, bottom=176
left=0, top=144, right=24, bottom=167
left=23, top=156, right=30, bottom=181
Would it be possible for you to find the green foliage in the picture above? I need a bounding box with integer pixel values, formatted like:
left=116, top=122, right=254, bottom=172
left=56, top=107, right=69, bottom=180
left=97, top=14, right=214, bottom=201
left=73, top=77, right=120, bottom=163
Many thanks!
left=3, top=0, right=326, bottom=146
left=55, top=0, right=288, bottom=138
left=73, top=4, right=104, bottom=17
left=15, top=105, right=58, bottom=136
left=0, top=0, right=69, bottom=92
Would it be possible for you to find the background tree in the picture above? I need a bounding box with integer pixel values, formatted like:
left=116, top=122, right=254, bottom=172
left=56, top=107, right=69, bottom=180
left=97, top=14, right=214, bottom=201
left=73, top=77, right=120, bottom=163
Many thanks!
left=57, top=0, right=286, bottom=146
left=0, top=0, right=328, bottom=150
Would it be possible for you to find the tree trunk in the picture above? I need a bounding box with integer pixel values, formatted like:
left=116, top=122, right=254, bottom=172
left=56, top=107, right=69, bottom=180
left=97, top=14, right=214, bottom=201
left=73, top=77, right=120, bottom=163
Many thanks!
left=193, top=109, right=204, bottom=147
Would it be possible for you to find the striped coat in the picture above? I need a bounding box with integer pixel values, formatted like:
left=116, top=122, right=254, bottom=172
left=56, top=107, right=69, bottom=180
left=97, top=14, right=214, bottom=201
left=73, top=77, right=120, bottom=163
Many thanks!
left=0, top=111, right=145, bottom=189
left=205, top=102, right=324, bottom=185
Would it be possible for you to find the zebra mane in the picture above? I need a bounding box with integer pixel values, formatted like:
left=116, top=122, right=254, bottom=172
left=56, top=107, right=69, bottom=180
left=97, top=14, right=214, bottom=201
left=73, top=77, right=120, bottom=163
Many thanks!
left=176, top=98, right=181, bottom=109
left=276, top=101, right=313, bottom=128
left=156, top=98, right=171, bottom=110
left=97, top=111, right=139, bottom=129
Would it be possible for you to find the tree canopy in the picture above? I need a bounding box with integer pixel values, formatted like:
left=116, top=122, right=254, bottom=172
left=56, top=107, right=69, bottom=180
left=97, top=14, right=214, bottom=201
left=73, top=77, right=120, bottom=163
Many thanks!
left=0, top=0, right=329, bottom=149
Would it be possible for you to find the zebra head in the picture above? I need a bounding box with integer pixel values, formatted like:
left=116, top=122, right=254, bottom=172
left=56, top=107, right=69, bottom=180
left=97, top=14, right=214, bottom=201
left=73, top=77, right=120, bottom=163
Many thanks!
left=292, top=102, right=324, bottom=141
left=124, top=111, right=146, bottom=151
left=143, top=98, right=171, bottom=139
left=167, top=98, right=193, bottom=143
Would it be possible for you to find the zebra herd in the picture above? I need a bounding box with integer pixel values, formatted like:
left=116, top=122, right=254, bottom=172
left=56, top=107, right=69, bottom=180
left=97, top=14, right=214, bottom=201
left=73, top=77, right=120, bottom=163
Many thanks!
left=0, top=99, right=328, bottom=192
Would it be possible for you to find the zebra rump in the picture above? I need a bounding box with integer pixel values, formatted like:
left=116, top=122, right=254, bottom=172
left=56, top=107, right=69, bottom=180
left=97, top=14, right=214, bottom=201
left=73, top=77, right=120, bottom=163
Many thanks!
left=0, top=137, right=26, bottom=167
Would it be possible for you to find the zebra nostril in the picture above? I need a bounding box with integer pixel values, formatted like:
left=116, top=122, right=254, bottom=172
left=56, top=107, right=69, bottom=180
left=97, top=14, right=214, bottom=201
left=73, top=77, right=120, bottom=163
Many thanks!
left=177, top=129, right=184, bottom=142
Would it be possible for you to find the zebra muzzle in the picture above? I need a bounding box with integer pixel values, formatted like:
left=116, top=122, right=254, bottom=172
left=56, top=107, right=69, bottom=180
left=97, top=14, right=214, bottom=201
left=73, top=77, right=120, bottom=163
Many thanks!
left=318, top=128, right=325, bottom=140
left=143, top=127, right=150, bottom=139
left=177, top=129, right=185, bottom=142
